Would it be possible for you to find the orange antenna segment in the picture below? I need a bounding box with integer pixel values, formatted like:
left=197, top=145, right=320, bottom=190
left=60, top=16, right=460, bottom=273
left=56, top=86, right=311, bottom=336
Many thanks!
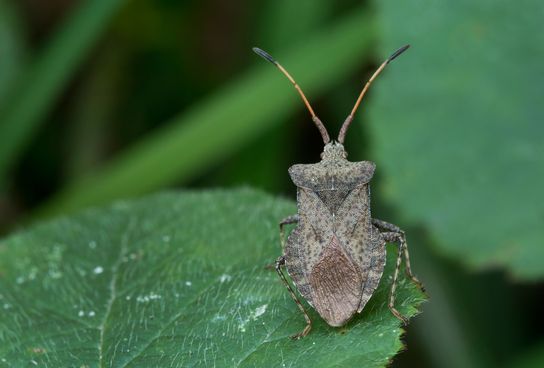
left=338, top=44, right=410, bottom=144
left=253, top=47, right=330, bottom=144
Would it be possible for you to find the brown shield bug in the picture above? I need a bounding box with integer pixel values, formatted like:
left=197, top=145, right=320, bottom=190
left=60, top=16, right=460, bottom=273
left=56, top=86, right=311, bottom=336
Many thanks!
left=253, top=45, right=424, bottom=339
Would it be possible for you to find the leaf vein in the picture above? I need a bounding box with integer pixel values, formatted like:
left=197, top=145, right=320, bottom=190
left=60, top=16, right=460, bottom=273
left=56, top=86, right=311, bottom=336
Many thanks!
left=97, top=218, right=135, bottom=367
left=119, top=278, right=221, bottom=368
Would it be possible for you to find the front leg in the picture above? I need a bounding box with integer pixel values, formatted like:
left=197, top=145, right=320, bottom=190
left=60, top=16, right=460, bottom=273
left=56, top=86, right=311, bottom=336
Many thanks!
left=279, top=214, right=299, bottom=252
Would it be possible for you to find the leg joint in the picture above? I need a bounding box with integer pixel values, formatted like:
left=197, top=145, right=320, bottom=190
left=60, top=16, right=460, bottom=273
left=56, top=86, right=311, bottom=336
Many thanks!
left=381, top=231, right=403, bottom=244
left=279, top=214, right=299, bottom=228
left=275, top=255, right=285, bottom=271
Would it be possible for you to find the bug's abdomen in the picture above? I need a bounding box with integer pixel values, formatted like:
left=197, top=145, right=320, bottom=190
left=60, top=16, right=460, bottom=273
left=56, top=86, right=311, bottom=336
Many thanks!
left=353, top=225, right=386, bottom=313
left=284, top=186, right=381, bottom=325
left=309, top=234, right=362, bottom=326
left=284, top=221, right=321, bottom=307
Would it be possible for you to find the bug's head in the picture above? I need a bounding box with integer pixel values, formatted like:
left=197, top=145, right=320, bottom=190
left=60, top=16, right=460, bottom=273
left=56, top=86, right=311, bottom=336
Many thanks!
left=321, top=141, right=347, bottom=161
left=252, top=45, right=410, bottom=155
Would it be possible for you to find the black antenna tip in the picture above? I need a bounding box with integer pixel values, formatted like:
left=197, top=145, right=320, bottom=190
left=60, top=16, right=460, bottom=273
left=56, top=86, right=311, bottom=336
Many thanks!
left=387, top=44, right=410, bottom=63
left=252, top=47, right=277, bottom=65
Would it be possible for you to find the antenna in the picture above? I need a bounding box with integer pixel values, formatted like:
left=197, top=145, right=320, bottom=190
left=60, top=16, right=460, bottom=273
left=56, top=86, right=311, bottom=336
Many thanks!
left=337, top=45, right=410, bottom=144
left=253, top=47, right=330, bottom=144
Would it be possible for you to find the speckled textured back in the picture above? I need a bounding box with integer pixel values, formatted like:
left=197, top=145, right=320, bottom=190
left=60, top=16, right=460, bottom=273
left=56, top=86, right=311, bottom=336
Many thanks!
left=285, top=163, right=386, bottom=325
left=288, top=160, right=375, bottom=192
left=316, top=190, right=350, bottom=214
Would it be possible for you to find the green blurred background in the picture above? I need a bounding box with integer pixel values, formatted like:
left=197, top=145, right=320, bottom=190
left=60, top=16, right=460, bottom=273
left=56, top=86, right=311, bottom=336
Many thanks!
left=1, top=0, right=543, bottom=367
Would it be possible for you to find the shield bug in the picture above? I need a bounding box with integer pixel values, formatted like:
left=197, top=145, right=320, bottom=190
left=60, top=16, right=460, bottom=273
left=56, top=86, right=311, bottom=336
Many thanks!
left=253, top=45, right=424, bottom=339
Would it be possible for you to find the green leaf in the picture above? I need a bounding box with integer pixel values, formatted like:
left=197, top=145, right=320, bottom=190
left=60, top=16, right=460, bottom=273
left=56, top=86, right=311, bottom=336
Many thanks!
left=36, top=9, right=375, bottom=218
left=0, top=189, right=424, bottom=367
left=0, top=0, right=128, bottom=180
left=368, top=0, right=544, bottom=279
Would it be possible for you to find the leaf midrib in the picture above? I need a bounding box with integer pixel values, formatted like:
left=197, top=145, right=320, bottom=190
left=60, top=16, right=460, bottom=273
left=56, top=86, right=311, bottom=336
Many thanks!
left=97, top=218, right=135, bottom=367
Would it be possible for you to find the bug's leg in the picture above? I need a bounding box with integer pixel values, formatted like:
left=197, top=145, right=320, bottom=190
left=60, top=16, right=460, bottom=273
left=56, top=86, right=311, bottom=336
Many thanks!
left=275, top=255, right=312, bottom=339
left=279, top=214, right=299, bottom=252
left=381, top=231, right=409, bottom=324
left=372, top=219, right=424, bottom=291
left=372, top=218, right=402, bottom=232
left=265, top=215, right=299, bottom=270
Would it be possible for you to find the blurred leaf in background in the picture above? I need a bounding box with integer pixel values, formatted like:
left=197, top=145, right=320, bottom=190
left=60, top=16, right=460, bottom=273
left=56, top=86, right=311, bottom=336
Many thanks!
left=0, top=0, right=27, bottom=105
left=368, top=0, right=544, bottom=279
left=0, top=0, right=128, bottom=184
left=366, top=1, right=544, bottom=367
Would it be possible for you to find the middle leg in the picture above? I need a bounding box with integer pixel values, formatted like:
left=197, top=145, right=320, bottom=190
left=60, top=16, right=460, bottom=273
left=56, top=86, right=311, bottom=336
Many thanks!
left=372, top=218, right=424, bottom=291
